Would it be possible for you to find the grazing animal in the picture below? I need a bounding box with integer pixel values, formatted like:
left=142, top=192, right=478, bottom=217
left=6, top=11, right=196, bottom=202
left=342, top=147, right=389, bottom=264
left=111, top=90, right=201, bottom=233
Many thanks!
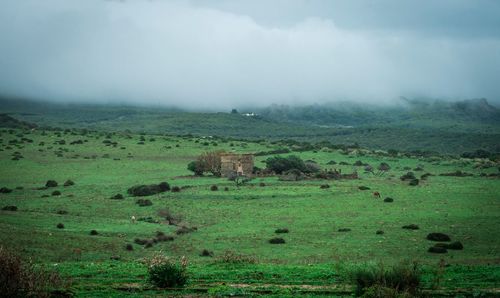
left=373, top=191, right=381, bottom=198
left=131, top=215, right=136, bottom=224
left=73, top=248, right=82, bottom=261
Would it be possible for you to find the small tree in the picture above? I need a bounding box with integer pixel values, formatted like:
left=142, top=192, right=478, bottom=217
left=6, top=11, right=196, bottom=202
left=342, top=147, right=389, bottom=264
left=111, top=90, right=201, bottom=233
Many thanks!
left=264, top=155, right=311, bottom=174
left=197, top=151, right=224, bottom=176
left=377, top=162, right=391, bottom=176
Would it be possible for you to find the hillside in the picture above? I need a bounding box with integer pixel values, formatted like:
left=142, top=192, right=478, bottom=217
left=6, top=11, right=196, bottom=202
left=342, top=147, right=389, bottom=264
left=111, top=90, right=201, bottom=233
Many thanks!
left=0, top=97, right=499, bottom=155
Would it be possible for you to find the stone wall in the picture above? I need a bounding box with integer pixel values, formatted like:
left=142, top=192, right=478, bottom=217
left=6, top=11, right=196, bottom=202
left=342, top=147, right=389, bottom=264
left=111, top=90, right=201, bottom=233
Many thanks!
left=220, top=153, right=254, bottom=177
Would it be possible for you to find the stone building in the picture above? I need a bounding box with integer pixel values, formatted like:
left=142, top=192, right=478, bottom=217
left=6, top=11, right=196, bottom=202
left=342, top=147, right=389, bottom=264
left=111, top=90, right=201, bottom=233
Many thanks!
left=220, top=153, right=254, bottom=177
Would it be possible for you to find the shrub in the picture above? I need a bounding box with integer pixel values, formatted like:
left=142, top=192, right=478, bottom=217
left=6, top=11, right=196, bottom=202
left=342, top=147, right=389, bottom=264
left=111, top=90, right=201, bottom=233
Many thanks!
left=125, top=244, right=134, bottom=251
left=110, top=194, right=124, bottom=200
left=158, top=209, right=182, bottom=225
left=426, top=233, right=451, bottom=242
left=216, top=251, right=256, bottom=264
left=210, top=185, right=218, bottom=191
left=45, top=180, right=58, bottom=188
left=127, top=183, right=170, bottom=197
left=434, top=241, right=463, bottom=250
left=90, top=230, right=98, bottom=236
left=63, top=180, right=75, bottom=187
left=0, top=246, right=67, bottom=298
left=428, top=246, right=447, bottom=254
left=376, top=230, right=384, bottom=235
left=0, top=187, right=13, bottom=193
left=408, top=179, right=419, bottom=186
left=56, top=210, right=68, bottom=215
left=400, top=172, right=415, bottom=181
left=265, top=155, right=311, bottom=174
left=51, top=190, right=61, bottom=196
left=147, top=254, right=188, bottom=288
left=338, top=228, right=351, bottom=232
left=320, top=184, right=330, bottom=189
left=384, top=197, right=394, bottom=203
left=171, top=186, right=181, bottom=193
left=358, top=186, right=370, bottom=190
left=259, top=182, right=266, bottom=187
left=275, top=228, right=289, bottom=234
left=136, top=199, right=153, bottom=207
left=352, top=261, right=421, bottom=297
left=269, top=237, right=285, bottom=244
left=224, top=187, right=229, bottom=191
left=402, top=224, right=419, bottom=230
left=187, top=161, right=204, bottom=176
left=56, top=223, right=64, bottom=229
left=2, top=205, right=17, bottom=211
left=134, top=238, right=148, bottom=245
left=200, top=249, right=214, bottom=257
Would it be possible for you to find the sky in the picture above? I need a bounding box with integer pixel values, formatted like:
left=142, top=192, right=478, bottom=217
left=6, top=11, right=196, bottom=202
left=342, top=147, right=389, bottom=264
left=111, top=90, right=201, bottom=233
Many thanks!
left=0, top=0, right=499, bottom=109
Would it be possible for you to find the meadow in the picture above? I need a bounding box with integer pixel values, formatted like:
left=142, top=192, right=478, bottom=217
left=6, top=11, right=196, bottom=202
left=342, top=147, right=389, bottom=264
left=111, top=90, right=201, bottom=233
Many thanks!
left=1, top=127, right=499, bottom=296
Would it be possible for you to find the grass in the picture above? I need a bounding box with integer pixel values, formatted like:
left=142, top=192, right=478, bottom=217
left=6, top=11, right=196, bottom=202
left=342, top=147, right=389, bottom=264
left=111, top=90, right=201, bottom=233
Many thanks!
left=0, top=127, right=499, bottom=296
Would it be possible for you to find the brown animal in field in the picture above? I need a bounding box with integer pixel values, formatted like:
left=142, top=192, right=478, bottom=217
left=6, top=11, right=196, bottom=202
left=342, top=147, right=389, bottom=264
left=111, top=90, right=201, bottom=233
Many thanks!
left=73, top=248, right=82, bottom=261
left=373, top=191, right=381, bottom=198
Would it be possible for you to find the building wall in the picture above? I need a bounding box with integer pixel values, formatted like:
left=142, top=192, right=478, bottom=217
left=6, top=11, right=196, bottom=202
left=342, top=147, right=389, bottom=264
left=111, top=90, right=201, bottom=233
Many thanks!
left=220, top=154, right=254, bottom=177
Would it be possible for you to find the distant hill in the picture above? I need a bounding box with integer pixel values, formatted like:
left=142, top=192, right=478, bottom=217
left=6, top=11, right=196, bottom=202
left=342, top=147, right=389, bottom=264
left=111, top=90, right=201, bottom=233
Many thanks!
left=0, top=97, right=499, bottom=154
left=0, top=113, right=37, bottom=129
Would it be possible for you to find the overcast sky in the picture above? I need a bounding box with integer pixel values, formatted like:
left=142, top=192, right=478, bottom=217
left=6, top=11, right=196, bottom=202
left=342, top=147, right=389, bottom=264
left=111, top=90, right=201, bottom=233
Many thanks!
left=0, top=0, right=499, bottom=109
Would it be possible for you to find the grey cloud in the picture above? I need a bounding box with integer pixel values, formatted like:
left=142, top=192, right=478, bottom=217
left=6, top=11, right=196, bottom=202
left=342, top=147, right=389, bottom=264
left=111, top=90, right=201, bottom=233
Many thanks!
left=0, top=0, right=499, bottom=109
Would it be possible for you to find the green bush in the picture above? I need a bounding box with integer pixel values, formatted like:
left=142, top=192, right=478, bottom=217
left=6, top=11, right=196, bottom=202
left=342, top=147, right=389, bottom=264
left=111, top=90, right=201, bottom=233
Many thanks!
left=352, top=261, right=420, bottom=297
left=147, top=254, right=188, bottom=288
left=264, top=155, right=314, bottom=174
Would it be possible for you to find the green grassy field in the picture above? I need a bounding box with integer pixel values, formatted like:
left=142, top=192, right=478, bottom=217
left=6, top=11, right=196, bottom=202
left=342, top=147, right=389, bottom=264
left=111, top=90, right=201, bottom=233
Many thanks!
left=1, top=128, right=499, bottom=296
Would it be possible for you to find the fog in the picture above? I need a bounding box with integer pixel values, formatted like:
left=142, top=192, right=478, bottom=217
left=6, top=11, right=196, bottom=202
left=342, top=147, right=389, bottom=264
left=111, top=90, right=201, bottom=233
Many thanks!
left=0, top=0, right=499, bottom=109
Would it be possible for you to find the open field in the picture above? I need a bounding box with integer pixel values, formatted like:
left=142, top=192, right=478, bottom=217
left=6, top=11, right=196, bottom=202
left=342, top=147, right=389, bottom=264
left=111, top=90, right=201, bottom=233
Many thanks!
left=1, top=127, right=499, bottom=296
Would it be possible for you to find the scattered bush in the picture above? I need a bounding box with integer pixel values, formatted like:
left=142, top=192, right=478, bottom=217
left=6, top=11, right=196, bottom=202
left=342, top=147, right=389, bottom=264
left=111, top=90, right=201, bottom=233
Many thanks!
left=200, top=249, right=214, bottom=257
left=376, top=230, right=384, bottom=235
left=275, top=228, right=289, bottom=234
left=408, top=179, right=419, bottom=186
left=210, top=185, right=218, bottom=191
left=0, top=246, right=68, bottom=298
left=338, top=228, right=351, bottom=232
left=136, top=199, right=153, bottom=207
left=402, top=224, right=419, bottom=230
left=171, top=186, right=181, bottom=193
left=90, top=230, right=98, bottom=236
left=155, top=231, right=174, bottom=242
left=352, top=261, right=421, bottom=297
left=146, top=253, right=188, bottom=288
left=127, top=182, right=170, bottom=197
left=420, top=173, right=433, bottom=180
left=134, top=238, right=148, bottom=245
left=158, top=209, right=182, bottom=225
left=428, top=246, right=447, bottom=254
left=56, top=223, right=64, bottom=229
left=56, top=210, right=68, bottom=215
left=2, top=205, right=17, bottom=211
left=434, top=241, right=463, bottom=250
left=358, top=186, right=370, bottom=190
left=269, top=237, right=285, bottom=244
left=125, top=244, right=134, bottom=251
left=426, top=233, right=451, bottom=242
left=45, top=180, right=58, bottom=188
left=224, top=187, right=229, bottom=191
left=259, top=182, right=266, bottom=187
left=384, top=197, right=394, bottom=203
left=0, top=187, right=13, bottom=193
left=216, top=251, right=257, bottom=264
left=400, top=172, right=416, bottom=181
left=110, top=194, right=124, bottom=200
left=320, top=184, right=330, bottom=189
left=63, top=180, right=75, bottom=187
left=51, top=190, right=61, bottom=196
left=265, top=155, right=315, bottom=174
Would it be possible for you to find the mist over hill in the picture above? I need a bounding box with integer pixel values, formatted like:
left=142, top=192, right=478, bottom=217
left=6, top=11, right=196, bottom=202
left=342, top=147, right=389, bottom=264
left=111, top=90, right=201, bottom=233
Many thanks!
left=1, top=97, right=499, bottom=155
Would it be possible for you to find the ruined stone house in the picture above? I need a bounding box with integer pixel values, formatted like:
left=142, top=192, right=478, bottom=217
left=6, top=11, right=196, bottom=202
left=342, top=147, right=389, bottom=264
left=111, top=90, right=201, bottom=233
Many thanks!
left=220, top=153, right=254, bottom=177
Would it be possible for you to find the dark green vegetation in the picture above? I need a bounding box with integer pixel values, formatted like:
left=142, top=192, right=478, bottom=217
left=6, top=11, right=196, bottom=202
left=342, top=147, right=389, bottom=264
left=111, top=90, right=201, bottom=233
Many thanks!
left=0, top=123, right=499, bottom=296
left=2, top=97, right=500, bottom=154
